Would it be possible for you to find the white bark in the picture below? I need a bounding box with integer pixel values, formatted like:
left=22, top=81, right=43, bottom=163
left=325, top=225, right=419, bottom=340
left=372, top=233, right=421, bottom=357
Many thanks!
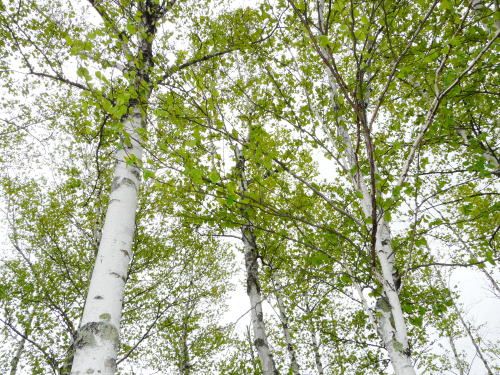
left=272, top=275, right=300, bottom=374
left=304, top=299, right=324, bottom=375
left=70, top=107, right=143, bottom=375
left=235, top=145, right=279, bottom=375
left=243, top=232, right=278, bottom=375
left=448, top=333, right=466, bottom=375
left=9, top=309, right=34, bottom=375
left=338, top=100, right=416, bottom=375
left=315, top=2, right=415, bottom=371
left=453, top=302, right=494, bottom=375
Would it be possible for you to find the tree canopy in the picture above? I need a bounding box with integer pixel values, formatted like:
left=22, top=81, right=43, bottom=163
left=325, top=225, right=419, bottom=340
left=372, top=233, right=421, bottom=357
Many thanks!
left=0, top=0, right=498, bottom=374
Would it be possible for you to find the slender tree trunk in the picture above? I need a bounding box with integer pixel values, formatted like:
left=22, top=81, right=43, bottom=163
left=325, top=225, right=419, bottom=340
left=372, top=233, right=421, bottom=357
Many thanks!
left=271, top=275, right=301, bottom=374
left=372, top=222, right=415, bottom=375
left=337, top=110, right=416, bottom=375
left=179, top=319, right=191, bottom=375
left=304, top=299, right=324, bottom=375
left=9, top=309, right=34, bottom=375
left=235, top=144, right=279, bottom=375
left=10, top=337, right=26, bottom=375
left=453, top=303, right=494, bottom=375
left=314, top=2, right=416, bottom=372
left=448, top=333, right=466, bottom=375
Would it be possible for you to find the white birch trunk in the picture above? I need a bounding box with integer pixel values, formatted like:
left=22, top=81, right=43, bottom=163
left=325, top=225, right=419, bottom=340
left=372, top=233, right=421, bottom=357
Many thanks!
left=235, top=145, right=279, bottom=375
left=243, top=230, right=279, bottom=375
left=272, top=276, right=300, bottom=374
left=70, top=107, right=143, bottom=375
left=304, top=298, right=324, bottom=375
left=315, top=2, right=416, bottom=371
left=453, top=301, right=494, bottom=375
left=9, top=309, right=34, bottom=375
left=338, top=101, right=416, bottom=375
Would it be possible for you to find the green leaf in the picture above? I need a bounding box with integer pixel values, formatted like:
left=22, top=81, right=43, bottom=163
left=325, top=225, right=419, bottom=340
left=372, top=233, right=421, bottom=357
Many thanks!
left=209, top=170, right=220, bottom=183
left=127, top=23, right=136, bottom=34
left=143, top=170, right=155, bottom=179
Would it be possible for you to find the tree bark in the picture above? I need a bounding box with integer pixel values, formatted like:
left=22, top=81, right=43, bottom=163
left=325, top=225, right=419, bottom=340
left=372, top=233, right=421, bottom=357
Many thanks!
left=448, top=333, right=466, bottom=375
left=70, top=106, right=144, bottom=375
left=314, top=2, right=416, bottom=372
left=9, top=309, right=34, bottom=375
left=68, top=1, right=161, bottom=371
left=271, top=275, right=301, bottom=374
left=235, top=144, right=279, bottom=375
left=305, top=298, right=324, bottom=375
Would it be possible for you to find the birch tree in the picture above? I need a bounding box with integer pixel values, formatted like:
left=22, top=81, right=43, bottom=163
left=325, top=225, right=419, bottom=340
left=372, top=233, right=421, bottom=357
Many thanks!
left=0, top=0, right=498, bottom=373
left=227, top=0, right=499, bottom=373
left=0, top=0, right=260, bottom=372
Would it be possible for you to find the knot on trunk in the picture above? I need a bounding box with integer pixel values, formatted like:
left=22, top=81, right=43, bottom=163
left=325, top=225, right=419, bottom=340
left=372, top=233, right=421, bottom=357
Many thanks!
left=74, top=321, right=119, bottom=350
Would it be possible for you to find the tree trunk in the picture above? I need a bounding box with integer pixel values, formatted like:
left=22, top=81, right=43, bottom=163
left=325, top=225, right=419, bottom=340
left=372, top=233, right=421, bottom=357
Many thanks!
left=454, top=302, right=494, bottom=375
left=9, top=309, right=34, bottom=375
left=235, top=144, right=279, bottom=375
left=68, top=1, right=161, bottom=370
left=272, top=275, right=300, bottom=374
left=448, top=333, right=466, bottom=375
left=180, top=320, right=191, bottom=375
left=315, top=2, right=416, bottom=371
left=305, top=298, right=324, bottom=375
left=70, top=106, right=144, bottom=375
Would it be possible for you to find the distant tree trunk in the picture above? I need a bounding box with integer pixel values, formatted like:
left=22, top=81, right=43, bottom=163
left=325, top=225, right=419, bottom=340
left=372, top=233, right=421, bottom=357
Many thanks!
left=305, top=298, right=324, bottom=375
left=235, top=144, right=279, bottom=375
left=271, top=274, right=300, bottom=374
left=448, top=333, right=466, bottom=375
left=9, top=309, right=34, bottom=375
left=179, top=318, right=191, bottom=375
left=453, top=303, right=494, bottom=375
